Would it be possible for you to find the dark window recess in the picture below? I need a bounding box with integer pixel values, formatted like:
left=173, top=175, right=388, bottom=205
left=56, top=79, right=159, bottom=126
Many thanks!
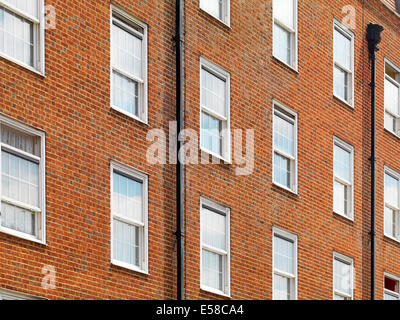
left=385, top=277, right=398, bottom=292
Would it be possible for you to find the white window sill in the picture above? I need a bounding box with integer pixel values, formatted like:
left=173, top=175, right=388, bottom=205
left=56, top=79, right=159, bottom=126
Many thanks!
left=111, top=105, right=148, bottom=126
left=0, top=52, right=45, bottom=77
left=333, top=94, right=354, bottom=109
left=200, top=146, right=231, bottom=164
left=333, top=210, right=354, bottom=222
left=384, top=234, right=400, bottom=244
left=0, top=227, right=46, bottom=245
left=384, top=127, right=400, bottom=140
left=272, top=55, right=298, bottom=73
left=200, top=285, right=231, bottom=298
left=272, top=181, right=298, bottom=195
left=111, top=259, right=149, bottom=275
left=199, top=8, right=231, bottom=28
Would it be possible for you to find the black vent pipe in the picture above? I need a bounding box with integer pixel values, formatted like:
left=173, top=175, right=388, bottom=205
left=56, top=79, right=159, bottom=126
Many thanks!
left=175, top=0, right=184, bottom=301
left=366, top=22, right=384, bottom=301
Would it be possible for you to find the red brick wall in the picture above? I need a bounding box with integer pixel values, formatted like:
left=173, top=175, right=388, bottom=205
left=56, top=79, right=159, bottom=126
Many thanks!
left=0, top=0, right=400, bottom=300
left=0, top=0, right=177, bottom=299
left=182, top=0, right=400, bottom=300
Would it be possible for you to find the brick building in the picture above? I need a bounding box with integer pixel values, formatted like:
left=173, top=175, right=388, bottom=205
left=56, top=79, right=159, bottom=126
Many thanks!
left=0, top=0, right=400, bottom=300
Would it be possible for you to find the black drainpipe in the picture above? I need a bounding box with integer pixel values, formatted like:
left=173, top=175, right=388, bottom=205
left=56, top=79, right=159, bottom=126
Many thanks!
left=366, top=22, right=383, bottom=301
left=175, top=0, right=184, bottom=301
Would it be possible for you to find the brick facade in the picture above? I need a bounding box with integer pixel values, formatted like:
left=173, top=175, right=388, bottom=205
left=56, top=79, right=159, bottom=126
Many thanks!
left=0, top=0, right=399, bottom=300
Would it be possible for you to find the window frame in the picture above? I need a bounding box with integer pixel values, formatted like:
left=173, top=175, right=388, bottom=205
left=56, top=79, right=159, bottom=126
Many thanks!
left=0, top=0, right=45, bottom=75
left=333, top=252, right=354, bottom=300
left=272, top=100, right=298, bottom=194
left=200, top=197, right=231, bottom=297
left=110, top=5, right=148, bottom=124
left=332, top=137, right=354, bottom=220
left=384, top=59, right=400, bottom=137
left=272, top=0, right=298, bottom=71
left=0, top=288, right=43, bottom=300
left=0, top=115, right=46, bottom=244
left=199, top=57, right=231, bottom=163
left=333, top=19, right=354, bottom=107
left=199, top=0, right=230, bottom=26
left=384, top=272, right=400, bottom=300
left=384, top=166, right=400, bottom=243
left=110, top=161, right=149, bottom=275
left=272, top=227, right=298, bottom=300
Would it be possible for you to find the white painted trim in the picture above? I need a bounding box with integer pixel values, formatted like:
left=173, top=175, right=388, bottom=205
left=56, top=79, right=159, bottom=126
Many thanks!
left=384, top=58, right=400, bottom=136
left=384, top=272, right=400, bottom=300
left=199, top=56, right=231, bottom=163
left=111, top=258, right=149, bottom=275
left=384, top=166, right=400, bottom=241
left=272, top=100, right=298, bottom=194
left=200, top=197, right=231, bottom=297
left=110, top=160, right=149, bottom=275
left=272, top=0, right=298, bottom=71
left=272, top=227, right=298, bottom=300
left=0, top=288, right=44, bottom=300
left=199, top=0, right=230, bottom=27
left=0, top=114, right=46, bottom=244
left=110, top=5, right=148, bottom=125
left=200, top=285, right=231, bottom=298
left=333, top=19, right=355, bottom=108
left=333, top=252, right=354, bottom=300
left=333, top=136, right=354, bottom=221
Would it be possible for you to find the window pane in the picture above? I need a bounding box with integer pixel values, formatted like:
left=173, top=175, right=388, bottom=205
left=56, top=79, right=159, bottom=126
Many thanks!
left=200, top=0, right=223, bottom=20
left=113, top=219, right=139, bottom=267
left=334, top=180, right=348, bottom=216
left=385, top=293, right=398, bottom=300
left=201, top=111, right=222, bottom=156
left=385, top=78, right=399, bottom=116
left=273, top=0, right=294, bottom=29
left=202, top=207, right=226, bottom=251
left=334, top=29, right=351, bottom=70
left=4, top=0, right=39, bottom=18
left=385, top=173, right=399, bottom=208
left=0, top=9, right=3, bottom=53
left=0, top=7, right=34, bottom=66
left=334, top=65, right=348, bottom=101
left=1, top=151, right=39, bottom=207
left=274, top=112, right=294, bottom=157
left=273, top=23, right=291, bottom=65
left=1, top=125, right=40, bottom=156
left=384, top=207, right=398, bottom=239
left=274, top=153, right=291, bottom=188
left=201, top=68, right=226, bottom=117
left=334, top=294, right=346, bottom=300
left=1, top=201, right=35, bottom=235
left=112, top=22, right=142, bottom=79
left=385, top=111, right=396, bottom=133
left=274, top=235, right=294, bottom=275
left=274, top=274, right=291, bottom=300
left=112, top=172, right=143, bottom=223
left=202, top=249, right=223, bottom=291
left=334, top=258, right=351, bottom=295
left=334, top=145, right=351, bottom=182
left=112, top=70, right=139, bottom=117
